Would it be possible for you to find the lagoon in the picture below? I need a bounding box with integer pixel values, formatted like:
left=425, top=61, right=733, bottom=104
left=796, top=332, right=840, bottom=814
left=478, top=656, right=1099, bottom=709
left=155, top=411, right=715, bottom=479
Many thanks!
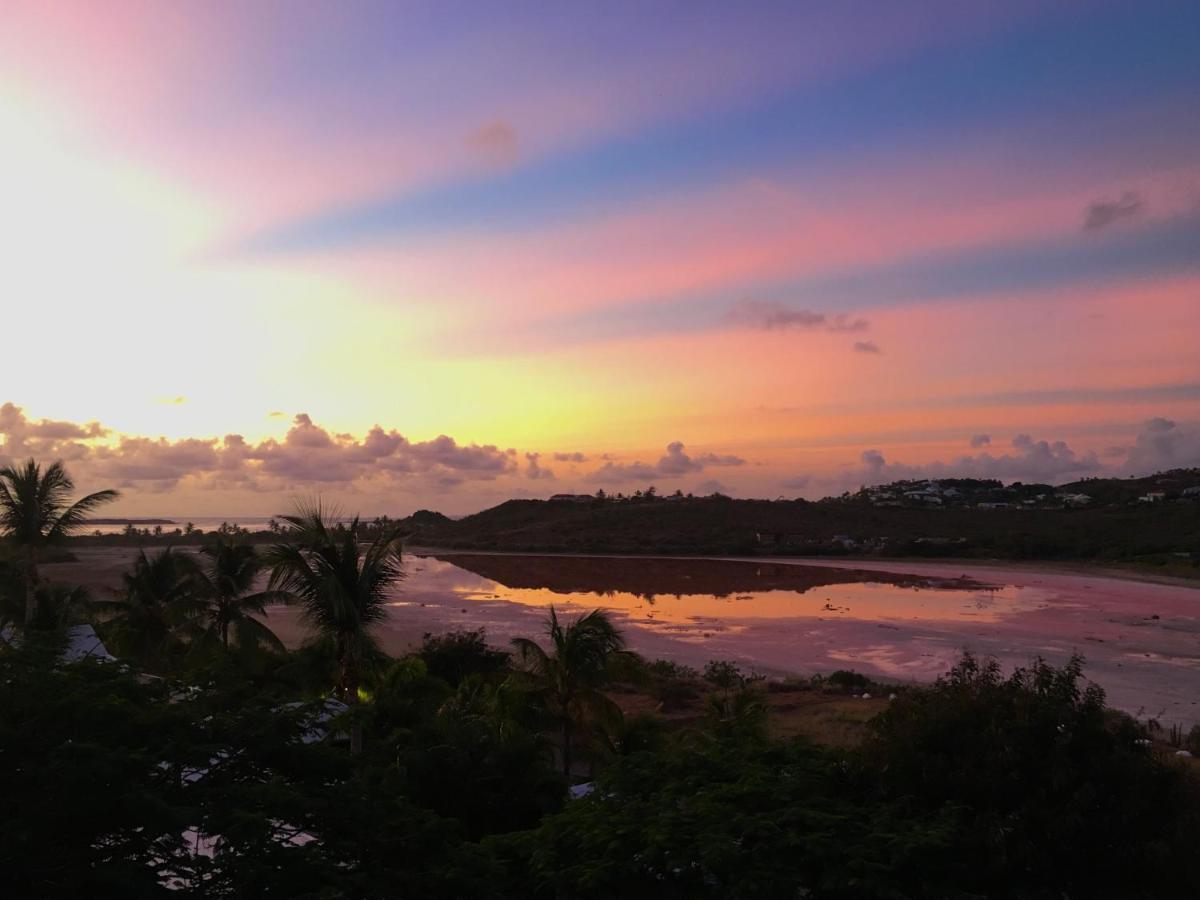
left=46, top=548, right=1200, bottom=726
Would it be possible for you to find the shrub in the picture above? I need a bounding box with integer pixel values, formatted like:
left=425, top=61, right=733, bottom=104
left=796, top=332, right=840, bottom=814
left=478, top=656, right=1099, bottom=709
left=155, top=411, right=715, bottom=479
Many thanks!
left=703, top=659, right=747, bottom=689
left=826, top=669, right=871, bottom=691
left=862, top=652, right=1200, bottom=898
left=418, top=629, right=509, bottom=687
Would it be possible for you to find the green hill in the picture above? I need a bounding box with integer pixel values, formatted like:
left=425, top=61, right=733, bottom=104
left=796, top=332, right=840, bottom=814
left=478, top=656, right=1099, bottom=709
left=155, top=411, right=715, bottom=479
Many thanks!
left=405, top=473, right=1200, bottom=570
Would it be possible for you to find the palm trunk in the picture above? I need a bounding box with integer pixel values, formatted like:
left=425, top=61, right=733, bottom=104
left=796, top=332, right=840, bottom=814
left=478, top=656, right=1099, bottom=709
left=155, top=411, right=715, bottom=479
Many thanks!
left=562, top=719, right=573, bottom=778
left=341, top=645, right=363, bottom=755
left=23, top=551, right=39, bottom=627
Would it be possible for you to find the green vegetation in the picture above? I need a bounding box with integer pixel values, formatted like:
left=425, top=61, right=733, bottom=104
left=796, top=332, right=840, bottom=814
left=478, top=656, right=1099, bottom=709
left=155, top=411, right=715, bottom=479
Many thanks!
left=511, top=607, right=629, bottom=776
left=99, top=547, right=206, bottom=668
left=3, top=628, right=1197, bottom=897
left=3, top=461, right=1200, bottom=895
left=264, top=503, right=407, bottom=752
left=192, top=538, right=285, bottom=653
left=0, top=457, right=118, bottom=623
left=399, top=471, right=1200, bottom=572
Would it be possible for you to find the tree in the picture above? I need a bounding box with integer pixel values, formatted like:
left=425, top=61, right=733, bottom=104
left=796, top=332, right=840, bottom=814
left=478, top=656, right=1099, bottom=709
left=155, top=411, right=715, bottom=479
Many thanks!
left=265, top=502, right=405, bottom=753
left=511, top=607, right=627, bottom=778
left=100, top=547, right=204, bottom=670
left=0, top=459, right=118, bottom=627
left=192, top=538, right=284, bottom=653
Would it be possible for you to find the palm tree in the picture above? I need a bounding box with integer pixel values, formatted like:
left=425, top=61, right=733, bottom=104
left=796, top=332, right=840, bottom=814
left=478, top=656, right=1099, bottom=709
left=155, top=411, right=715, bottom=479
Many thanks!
left=265, top=502, right=405, bottom=753
left=512, top=607, right=627, bottom=778
left=100, top=547, right=203, bottom=670
left=0, top=459, right=118, bottom=626
left=192, top=538, right=284, bottom=653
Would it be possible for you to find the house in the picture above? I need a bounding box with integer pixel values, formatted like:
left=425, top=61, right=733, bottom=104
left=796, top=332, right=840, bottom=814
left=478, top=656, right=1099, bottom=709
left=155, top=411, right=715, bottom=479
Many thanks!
left=1182, top=486, right=1200, bottom=499
left=1138, top=492, right=1166, bottom=503
left=61, top=624, right=116, bottom=663
left=1059, top=493, right=1092, bottom=507
left=548, top=493, right=593, bottom=504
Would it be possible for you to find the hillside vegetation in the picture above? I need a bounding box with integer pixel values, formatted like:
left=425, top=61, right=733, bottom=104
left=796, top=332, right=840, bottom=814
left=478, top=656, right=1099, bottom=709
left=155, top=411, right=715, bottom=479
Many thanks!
left=407, top=473, right=1200, bottom=569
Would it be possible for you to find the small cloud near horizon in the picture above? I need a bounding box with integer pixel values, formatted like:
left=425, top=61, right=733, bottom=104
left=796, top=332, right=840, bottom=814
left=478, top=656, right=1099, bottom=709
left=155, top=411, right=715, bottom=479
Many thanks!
left=553, top=451, right=588, bottom=463
left=969, top=434, right=991, bottom=447
left=524, top=452, right=555, bottom=480
left=853, top=340, right=881, bottom=354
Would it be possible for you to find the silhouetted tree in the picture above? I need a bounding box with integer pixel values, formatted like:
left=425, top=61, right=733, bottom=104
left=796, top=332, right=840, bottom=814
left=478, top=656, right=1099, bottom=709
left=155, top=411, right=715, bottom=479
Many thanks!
left=193, top=538, right=284, bottom=652
left=512, top=607, right=627, bottom=777
left=266, top=502, right=405, bottom=752
left=0, top=459, right=118, bottom=626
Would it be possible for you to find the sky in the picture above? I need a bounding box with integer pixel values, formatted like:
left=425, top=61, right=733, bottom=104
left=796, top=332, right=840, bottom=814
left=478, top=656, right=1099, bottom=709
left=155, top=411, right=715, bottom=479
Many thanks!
left=0, top=0, right=1198, bottom=516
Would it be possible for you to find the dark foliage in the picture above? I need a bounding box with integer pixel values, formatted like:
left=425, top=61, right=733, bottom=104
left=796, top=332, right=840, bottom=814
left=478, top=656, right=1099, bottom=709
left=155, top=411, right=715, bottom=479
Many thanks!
left=862, top=653, right=1200, bottom=898
left=417, top=628, right=510, bottom=687
left=2, top=624, right=1197, bottom=899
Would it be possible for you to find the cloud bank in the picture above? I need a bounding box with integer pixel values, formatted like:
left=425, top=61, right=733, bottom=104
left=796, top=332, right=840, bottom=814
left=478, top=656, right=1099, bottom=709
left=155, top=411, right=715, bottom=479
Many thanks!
left=3, top=403, right=1196, bottom=513
left=0, top=403, right=752, bottom=509
left=0, top=403, right=519, bottom=495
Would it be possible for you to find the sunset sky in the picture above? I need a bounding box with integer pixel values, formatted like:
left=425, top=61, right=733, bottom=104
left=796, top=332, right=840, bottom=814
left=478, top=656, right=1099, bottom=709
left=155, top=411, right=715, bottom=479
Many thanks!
left=1, top=1, right=1198, bottom=515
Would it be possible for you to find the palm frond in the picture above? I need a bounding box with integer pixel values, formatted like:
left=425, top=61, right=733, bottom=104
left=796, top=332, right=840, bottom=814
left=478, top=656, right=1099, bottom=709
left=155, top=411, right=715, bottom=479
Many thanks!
left=233, top=615, right=286, bottom=653
left=0, top=459, right=118, bottom=544
left=511, top=636, right=552, bottom=673
left=47, top=489, right=120, bottom=539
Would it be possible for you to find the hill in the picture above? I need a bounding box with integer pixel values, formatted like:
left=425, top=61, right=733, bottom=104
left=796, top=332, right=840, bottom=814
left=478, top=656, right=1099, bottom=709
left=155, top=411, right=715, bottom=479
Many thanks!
left=404, top=472, right=1200, bottom=571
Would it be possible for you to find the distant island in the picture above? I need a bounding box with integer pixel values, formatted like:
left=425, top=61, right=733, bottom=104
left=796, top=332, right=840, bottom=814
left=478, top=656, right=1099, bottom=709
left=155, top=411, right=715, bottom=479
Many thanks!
left=85, top=517, right=178, bottom=526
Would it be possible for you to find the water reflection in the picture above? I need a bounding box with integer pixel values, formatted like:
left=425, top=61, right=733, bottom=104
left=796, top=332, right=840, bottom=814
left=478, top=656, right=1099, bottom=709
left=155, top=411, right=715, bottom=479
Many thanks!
left=404, top=554, right=1047, bottom=625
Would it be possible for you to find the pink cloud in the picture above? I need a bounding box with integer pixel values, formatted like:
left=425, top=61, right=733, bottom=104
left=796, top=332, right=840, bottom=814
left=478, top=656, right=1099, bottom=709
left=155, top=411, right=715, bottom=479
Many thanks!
left=591, top=441, right=744, bottom=484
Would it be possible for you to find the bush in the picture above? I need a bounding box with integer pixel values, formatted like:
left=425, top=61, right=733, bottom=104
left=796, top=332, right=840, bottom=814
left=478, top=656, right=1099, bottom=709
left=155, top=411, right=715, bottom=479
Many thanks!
left=703, top=659, right=764, bottom=688
left=502, top=736, right=957, bottom=898
left=826, top=669, right=871, bottom=691
left=862, top=652, right=1200, bottom=898
left=418, top=629, right=509, bottom=687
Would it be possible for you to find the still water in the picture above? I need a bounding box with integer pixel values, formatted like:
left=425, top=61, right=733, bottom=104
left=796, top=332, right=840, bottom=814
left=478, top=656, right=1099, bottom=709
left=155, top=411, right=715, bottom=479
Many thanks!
left=367, top=553, right=1200, bottom=725
left=401, top=554, right=1051, bottom=627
